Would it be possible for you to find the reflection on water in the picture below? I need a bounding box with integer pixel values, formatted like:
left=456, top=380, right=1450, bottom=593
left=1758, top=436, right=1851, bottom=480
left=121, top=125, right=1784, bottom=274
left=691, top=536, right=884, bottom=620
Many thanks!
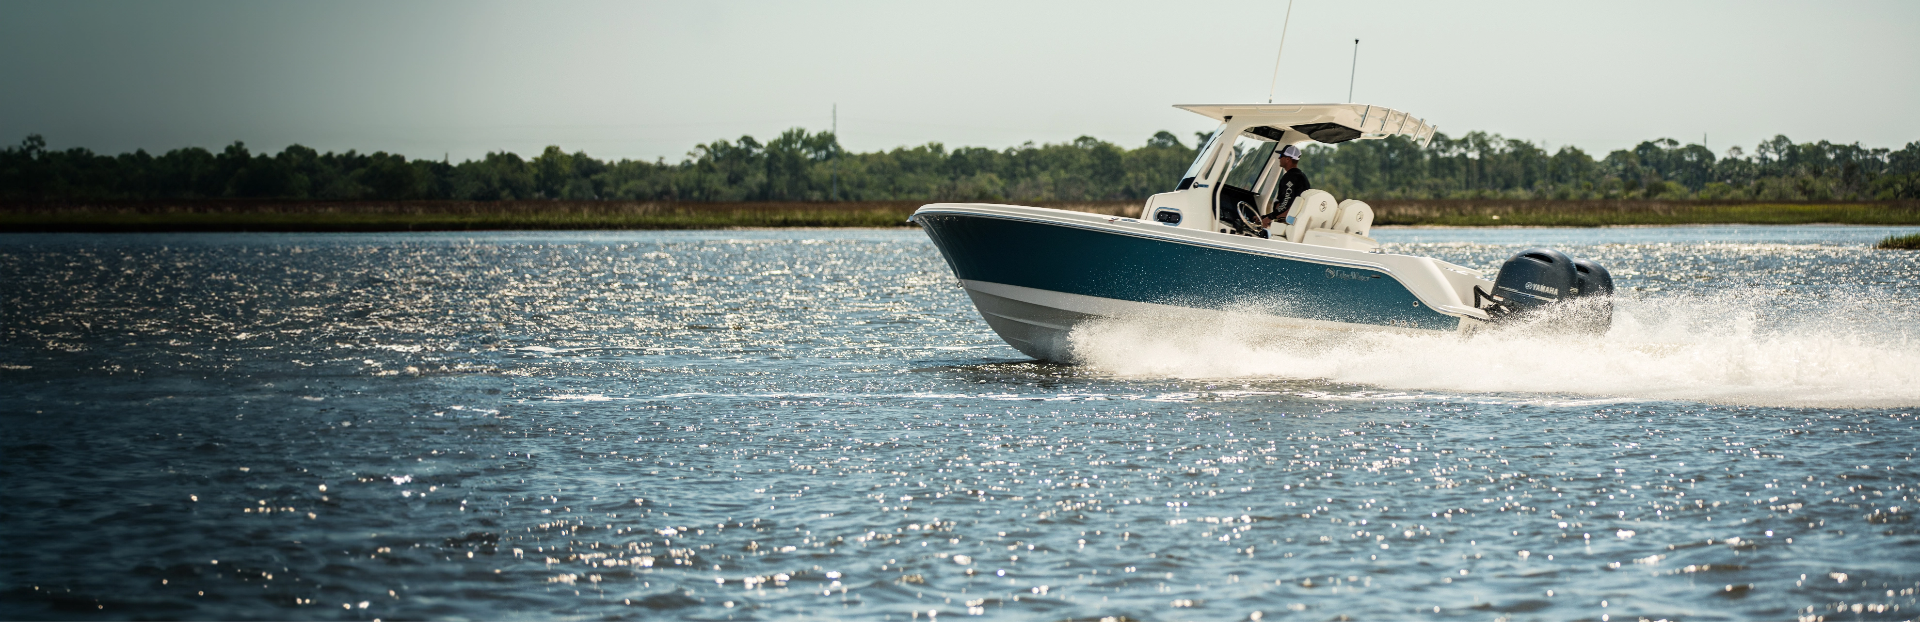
left=1, top=226, right=1917, bottom=620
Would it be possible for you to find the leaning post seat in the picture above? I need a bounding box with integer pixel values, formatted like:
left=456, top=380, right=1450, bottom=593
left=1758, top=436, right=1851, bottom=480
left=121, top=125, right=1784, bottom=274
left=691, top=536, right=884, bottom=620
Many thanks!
left=1282, top=191, right=1380, bottom=251
left=1332, top=199, right=1374, bottom=237
left=1283, top=190, right=1340, bottom=242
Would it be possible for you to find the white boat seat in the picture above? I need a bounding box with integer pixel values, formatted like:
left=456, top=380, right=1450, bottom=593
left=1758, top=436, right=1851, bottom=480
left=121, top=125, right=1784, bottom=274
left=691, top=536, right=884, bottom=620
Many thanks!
left=1332, top=199, right=1374, bottom=237
left=1283, top=189, right=1339, bottom=243
left=1278, top=191, right=1379, bottom=251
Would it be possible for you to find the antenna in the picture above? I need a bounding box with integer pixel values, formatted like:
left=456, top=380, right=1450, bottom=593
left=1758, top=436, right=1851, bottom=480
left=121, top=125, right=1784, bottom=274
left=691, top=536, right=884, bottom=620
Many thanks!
left=831, top=103, right=838, bottom=201
left=1266, top=0, right=1296, bottom=104
left=1347, top=39, right=1360, bottom=103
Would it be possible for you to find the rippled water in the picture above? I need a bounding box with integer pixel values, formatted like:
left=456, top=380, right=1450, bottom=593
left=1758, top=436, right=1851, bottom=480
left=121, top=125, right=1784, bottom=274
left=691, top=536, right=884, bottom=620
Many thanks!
left=2, top=226, right=1917, bottom=621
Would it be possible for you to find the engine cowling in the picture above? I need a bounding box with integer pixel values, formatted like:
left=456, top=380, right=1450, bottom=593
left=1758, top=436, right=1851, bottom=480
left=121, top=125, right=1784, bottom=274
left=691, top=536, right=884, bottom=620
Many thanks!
left=1572, top=258, right=1614, bottom=298
left=1492, top=248, right=1577, bottom=311
left=1567, top=258, right=1615, bottom=334
left=1485, top=248, right=1615, bottom=334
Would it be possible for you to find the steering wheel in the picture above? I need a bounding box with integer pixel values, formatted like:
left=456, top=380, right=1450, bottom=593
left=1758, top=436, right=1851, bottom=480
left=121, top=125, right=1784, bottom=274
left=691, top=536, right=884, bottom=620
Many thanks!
left=1234, top=201, right=1267, bottom=236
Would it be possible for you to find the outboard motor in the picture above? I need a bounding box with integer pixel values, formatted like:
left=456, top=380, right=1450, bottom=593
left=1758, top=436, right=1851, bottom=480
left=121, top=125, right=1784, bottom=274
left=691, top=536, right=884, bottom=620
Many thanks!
left=1567, top=258, right=1616, bottom=334
left=1485, top=248, right=1577, bottom=313
left=1478, top=248, right=1616, bottom=334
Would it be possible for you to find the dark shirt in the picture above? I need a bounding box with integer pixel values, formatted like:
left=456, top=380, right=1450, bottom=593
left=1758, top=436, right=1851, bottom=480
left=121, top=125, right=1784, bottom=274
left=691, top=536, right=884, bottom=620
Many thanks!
left=1266, top=167, right=1311, bottom=219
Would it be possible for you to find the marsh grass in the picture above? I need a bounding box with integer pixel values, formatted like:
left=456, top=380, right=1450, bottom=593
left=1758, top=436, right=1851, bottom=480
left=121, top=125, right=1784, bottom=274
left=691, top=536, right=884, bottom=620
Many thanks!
left=0, top=200, right=1131, bottom=232
left=0, top=200, right=921, bottom=232
left=1366, top=199, right=1920, bottom=227
left=1878, top=232, right=1920, bottom=250
left=2, top=199, right=1913, bottom=232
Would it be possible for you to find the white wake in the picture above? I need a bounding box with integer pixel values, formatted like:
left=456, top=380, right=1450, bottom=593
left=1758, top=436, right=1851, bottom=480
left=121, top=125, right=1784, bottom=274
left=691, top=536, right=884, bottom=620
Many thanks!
left=1067, top=294, right=1920, bottom=408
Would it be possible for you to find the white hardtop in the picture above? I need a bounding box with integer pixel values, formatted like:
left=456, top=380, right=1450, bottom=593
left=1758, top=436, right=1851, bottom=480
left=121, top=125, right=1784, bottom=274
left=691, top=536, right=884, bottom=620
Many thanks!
left=1175, top=103, right=1437, bottom=146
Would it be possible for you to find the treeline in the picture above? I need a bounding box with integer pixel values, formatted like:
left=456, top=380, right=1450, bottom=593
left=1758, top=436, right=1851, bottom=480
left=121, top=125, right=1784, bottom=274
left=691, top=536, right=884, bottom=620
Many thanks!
left=4, top=128, right=1916, bottom=203
left=1309, top=133, right=1920, bottom=201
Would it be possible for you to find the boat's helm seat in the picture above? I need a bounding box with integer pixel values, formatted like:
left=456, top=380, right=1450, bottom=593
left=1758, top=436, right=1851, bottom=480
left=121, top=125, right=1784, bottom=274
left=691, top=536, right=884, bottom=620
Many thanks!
left=1278, top=190, right=1380, bottom=251
left=1281, top=190, right=1339, bottom=241
left=1332, top=199, right=1373, bottom=237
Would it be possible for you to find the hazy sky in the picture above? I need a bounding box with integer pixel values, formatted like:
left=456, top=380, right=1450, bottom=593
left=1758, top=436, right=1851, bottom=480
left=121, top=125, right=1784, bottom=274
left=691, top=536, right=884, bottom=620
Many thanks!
left=3, top=0, right=1916, bottom=162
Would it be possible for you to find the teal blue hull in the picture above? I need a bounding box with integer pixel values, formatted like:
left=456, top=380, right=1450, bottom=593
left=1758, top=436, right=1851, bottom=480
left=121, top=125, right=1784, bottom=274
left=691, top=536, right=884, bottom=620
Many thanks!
left=917, top=212, right=1460, bottom=332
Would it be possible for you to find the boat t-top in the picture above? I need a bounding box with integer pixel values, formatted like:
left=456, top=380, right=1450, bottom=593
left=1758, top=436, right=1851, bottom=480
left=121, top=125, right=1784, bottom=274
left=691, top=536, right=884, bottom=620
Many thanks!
left=911, top=103, right=1614, bottom=361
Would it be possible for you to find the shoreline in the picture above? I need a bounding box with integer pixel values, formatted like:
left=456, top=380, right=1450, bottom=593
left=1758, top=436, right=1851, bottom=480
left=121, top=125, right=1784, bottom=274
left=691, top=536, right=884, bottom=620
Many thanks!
left=1373, top=222, right=1920, bottom=229
left=3, top=199, right=1915, bottom=232
left=6, top=225, right=1920, bottom=241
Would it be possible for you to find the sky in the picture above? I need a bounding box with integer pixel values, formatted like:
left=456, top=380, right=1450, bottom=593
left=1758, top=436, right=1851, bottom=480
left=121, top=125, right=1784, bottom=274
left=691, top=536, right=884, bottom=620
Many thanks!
left=2, top=0, right=1916, bottom=163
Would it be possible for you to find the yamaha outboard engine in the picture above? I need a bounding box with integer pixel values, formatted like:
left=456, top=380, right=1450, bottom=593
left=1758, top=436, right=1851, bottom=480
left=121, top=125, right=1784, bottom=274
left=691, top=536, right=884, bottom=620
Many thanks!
left=1479, top=248, right=1615, bottom=334
left=1489, top=248, right=1577, bottom=312
left=1568, top=258, right=1616, bottom=334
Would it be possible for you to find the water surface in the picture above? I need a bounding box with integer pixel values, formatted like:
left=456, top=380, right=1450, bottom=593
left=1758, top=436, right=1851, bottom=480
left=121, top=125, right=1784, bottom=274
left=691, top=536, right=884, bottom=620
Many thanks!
left=2, top=225, right=1917, bottom=620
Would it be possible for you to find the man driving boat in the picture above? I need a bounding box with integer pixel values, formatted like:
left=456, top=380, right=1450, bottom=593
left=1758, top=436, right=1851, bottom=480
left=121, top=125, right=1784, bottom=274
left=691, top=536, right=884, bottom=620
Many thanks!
left=1259, top=144, right=1309, bottom=228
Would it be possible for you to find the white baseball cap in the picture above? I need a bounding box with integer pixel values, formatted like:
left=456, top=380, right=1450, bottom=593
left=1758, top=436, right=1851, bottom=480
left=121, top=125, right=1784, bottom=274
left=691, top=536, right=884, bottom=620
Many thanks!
left=1279, top=144, right=1302, bottom=159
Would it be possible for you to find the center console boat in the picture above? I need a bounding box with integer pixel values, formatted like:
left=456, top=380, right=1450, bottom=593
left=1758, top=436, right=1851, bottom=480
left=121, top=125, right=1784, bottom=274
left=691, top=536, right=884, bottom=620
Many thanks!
left=911, top=103, right=1613, bottom=361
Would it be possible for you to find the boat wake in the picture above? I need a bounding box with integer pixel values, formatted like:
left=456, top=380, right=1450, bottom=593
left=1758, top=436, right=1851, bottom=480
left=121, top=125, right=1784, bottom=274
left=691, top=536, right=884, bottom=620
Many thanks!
left=1067, top=292, right=1920, bottom=408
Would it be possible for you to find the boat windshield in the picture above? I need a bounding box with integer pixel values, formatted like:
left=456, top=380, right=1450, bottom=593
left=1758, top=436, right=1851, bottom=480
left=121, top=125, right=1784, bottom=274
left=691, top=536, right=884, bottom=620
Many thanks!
left=1221, top=133, right=1278, bottom=192
left=1177, top=124, right=1226, bottom=190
